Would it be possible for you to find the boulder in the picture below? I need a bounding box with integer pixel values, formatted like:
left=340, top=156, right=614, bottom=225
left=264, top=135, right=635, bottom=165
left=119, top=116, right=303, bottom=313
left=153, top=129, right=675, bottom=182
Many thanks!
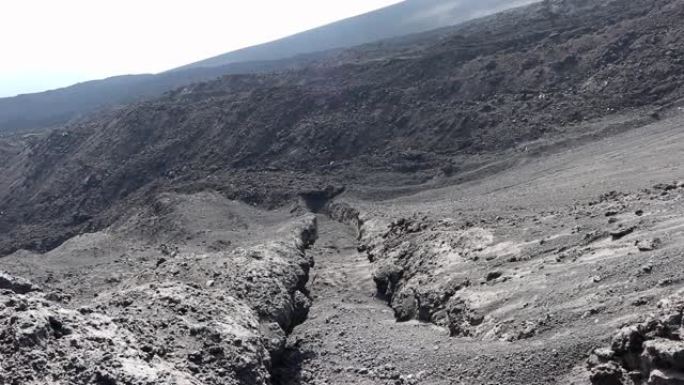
left=648, top=369, right=684, bottom=385
left=0, top=272, right=40, bottom=294
left=589, top=362, right=625, bottom=385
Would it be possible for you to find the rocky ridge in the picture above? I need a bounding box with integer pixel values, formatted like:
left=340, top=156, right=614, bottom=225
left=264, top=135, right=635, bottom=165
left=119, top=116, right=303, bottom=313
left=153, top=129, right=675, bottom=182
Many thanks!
left=0, top=215, right=317, bottom=385
left=588, top=292, right=684, bottom=385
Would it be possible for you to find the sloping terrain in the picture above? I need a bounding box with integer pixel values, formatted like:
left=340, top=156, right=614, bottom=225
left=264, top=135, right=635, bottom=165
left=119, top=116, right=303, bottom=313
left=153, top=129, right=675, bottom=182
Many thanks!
left=180, top=0, right=538, bottom=70
left=1, top=0, right=682, bottom=257
left=0, top=0, right=537, bottom=134
left=284, top=111, right=684, bottom=385
left=2, top=0, right=684, bottom=384
left=0, top=55, right=322, bottom=135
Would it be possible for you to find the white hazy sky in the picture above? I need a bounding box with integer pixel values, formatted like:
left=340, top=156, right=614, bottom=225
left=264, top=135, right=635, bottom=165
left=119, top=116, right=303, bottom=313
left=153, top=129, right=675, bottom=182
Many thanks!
left=0, top=0, right=402, bottom=97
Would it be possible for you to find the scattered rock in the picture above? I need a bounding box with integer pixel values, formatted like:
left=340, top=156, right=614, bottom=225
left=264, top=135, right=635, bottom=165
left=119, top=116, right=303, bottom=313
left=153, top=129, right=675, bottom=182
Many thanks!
left=653, top=183, right=680, bottom=192
left=632, top=297, right=650, bottom=307
left=589, top=362, right=625, bottom=385
left=648, top=369, right=684, bottom=385
left=486, top=271, right=503, bottom=282
left=610, top=226, right=636, bottom=240
left=0, top=271, right=41, bottom=294
left=588, top=293, right=684, bottom=385
left=636, top=238, right=662, bottom=252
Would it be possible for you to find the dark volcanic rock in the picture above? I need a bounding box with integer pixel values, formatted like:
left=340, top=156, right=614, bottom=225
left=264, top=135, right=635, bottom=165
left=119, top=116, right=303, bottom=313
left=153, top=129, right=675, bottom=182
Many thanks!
left=3, top=0, right=684, bottom=256
left=360, top=216, right=488, bottom=336
left=0, top=217, right=318, bottom=385
left=589, top=294, right=684, bottom=385
left=0, top=272, right=40, bottom=294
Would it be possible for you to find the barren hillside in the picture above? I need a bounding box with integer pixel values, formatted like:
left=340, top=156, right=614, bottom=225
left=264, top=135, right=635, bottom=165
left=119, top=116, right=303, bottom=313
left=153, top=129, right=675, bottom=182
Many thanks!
left=2, top=0, right=684, bottom=384
left=0, top=0, right=537, bottom=134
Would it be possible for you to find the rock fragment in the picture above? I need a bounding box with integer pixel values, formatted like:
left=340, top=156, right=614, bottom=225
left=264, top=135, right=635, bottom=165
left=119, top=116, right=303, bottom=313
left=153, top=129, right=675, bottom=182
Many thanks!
left=588, top=293, right=684, bottom=385
left=610, top=226, right=636, bottom=240
left=0, top=271, right=40, bottom=294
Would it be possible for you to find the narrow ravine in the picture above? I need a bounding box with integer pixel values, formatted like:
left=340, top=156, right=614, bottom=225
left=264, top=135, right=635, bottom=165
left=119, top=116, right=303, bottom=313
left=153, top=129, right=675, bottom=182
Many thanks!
left=270, top=209, right=600, bottom=385
left=273, top=215, right=461, bottom=385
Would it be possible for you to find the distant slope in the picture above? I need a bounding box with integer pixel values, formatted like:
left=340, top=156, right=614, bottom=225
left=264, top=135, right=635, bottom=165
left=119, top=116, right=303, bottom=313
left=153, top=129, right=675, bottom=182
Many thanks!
left=0, top=57, right=316, bottom=135
left=1, top=0, right=682, bottom=256
left=0, top=0, right=538, bottom=134
left=179, top=0, right=538, bottom=70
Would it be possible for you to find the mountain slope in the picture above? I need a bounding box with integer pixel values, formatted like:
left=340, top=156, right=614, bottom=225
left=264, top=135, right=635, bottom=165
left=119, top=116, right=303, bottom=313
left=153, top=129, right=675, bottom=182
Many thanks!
left=0, top=55, right=321, bottom=135
left=0, top=0, right=681, bottom=256
left=179, top=0, right=538, bottom=70
left=3, top=1, right=684, bottom=384
left=0, top=0, right=537, bottom=134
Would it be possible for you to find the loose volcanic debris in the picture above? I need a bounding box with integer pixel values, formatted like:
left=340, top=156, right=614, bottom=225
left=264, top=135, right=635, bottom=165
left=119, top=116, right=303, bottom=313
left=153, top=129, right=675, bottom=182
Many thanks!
left=364, top=216, right=484, bottom=336
left=588, top=292, right=684, bottom=385
left=0, top=282, right=272, bottom=385
left=0, top=216, right=318, bottom=385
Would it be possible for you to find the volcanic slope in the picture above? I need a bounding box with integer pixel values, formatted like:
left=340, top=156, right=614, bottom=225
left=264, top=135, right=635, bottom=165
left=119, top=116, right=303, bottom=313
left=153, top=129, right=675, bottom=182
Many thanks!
left=1, top=0, right=684, bottom=257
left=2, top=0, right=684, bottom=384
left=0, top=0, right=536, bottom=134
left=5, top=100, right=684, bottom=385
left=333, top=111, right=684, bottom=385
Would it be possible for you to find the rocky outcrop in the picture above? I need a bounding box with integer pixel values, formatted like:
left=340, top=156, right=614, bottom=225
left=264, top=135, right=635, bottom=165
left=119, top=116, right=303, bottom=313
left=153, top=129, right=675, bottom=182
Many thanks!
left=0, top=282, right=271, bottom=385
left=588, top=292, right=684, bottom=385
left=327, top=204, right=481, bottom=335
left=358, top=216, right=490, bottom=336
left=0, top=215, right=318, bottom=385
left=326, top=201, right=362, bottom=234
left=0, top=271, right=40, bottom=294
